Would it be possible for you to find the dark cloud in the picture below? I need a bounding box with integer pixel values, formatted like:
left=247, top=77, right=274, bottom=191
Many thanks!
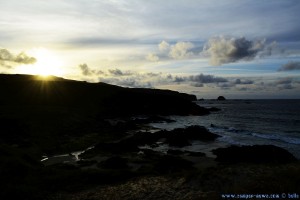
left=278, top=61, right=300, bottom=71
left=235, top=79, right=254, bottom=85
left=237, top=87, right=249, bottom=91
left=274, top=77, right=297, bottom=90
left=173, top=76, right=186, bottom=83
left=79, top=63, right=103, bottom=76
left=189, top=74, right=228, bottom=84
left=191, top=83, right=204, bottom=87
left=203, top=36, right=274, bottom=66
left=279, top=84, right=294, bottom=90
left=276, top=77, right=293, bottom=85
left=108, top=69, right=133, bottom=76
left=0, top=49, right=36, bottom=67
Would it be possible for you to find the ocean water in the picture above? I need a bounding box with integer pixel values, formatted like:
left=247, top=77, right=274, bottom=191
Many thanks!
left=149, top=99, right=300, bottom=159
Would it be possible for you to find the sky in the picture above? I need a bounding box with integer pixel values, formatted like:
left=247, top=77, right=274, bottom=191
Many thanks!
left=1, top=0, right=300, bottom=99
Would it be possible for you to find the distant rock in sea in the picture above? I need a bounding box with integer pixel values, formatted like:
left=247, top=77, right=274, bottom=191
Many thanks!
left=217, top=96, right=226, bottom=101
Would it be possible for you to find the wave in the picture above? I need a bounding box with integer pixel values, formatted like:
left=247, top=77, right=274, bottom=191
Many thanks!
left=251, top=133, right=300, bottom=145
left=209, top=125, right=300, bottom=145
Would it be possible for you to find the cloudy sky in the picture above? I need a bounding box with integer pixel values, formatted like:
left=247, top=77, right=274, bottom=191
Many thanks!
left=1, top=0, right=300, bottom=98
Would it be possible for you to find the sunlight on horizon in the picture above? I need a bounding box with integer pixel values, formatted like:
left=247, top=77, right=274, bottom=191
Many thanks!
left=15, top=48, right=66, bottom=77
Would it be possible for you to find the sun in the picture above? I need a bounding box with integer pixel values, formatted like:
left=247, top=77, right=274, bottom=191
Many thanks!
left=15, top=48, right=65, bottom=77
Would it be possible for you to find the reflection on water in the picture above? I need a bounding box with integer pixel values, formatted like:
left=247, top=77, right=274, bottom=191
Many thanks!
left=41, top=146, right=94, bottom=165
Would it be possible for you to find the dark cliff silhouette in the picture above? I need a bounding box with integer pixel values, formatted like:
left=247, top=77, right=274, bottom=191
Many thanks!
left=0, top=74, right=208, bottom=117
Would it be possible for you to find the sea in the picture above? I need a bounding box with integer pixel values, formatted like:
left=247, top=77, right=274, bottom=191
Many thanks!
left=148, top=99, right=300, bottom=159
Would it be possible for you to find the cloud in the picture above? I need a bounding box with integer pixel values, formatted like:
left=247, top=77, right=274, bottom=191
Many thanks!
left=276, top=77, right=292, bottom=85
left=79, top=63, right=104, bottom=76
left=173, top=76, right=186, bottom=83
left=146, top=53, right=159, bottom=62
left=108, top=69, right=133, bottom=76
left=14, top=52, right=37, bottom=64
left=148, top=40, right=196, bottom=62
left=278, top=61, right=300, bottom=71
left=235, top=79, right=254, bottom=85
left=169, top=42, right=194, bottom=59
left=273, top=77, right=297, bottom=90
left=191, top=83, right=204, bottom=87
left=188, top=74, right=228, bottom=84
left=203, top=36, right=270, bottom=65
left=0, top=49, right=36, bottom=68
left=158, top=40, right=170, bottom=52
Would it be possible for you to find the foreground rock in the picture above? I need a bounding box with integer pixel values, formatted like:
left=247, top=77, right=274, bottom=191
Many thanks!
left=121, top=125, right=220, bottom=148
left=213, top=145, right=297, bottom=164
left=81, top=125, right=220, bottom=157
left=163, top=125, right=220, bottom=147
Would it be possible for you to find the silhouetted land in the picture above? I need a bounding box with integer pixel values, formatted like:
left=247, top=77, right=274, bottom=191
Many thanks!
left=0, top=74, right=299, bottom=200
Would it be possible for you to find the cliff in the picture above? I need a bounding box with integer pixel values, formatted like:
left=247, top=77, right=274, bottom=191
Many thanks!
left=0, top=74, right=208, bottom=116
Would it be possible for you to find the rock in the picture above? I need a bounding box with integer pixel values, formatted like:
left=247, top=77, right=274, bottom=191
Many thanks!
left=186, top=151, right=206, bottom=157
left=99, top=156, right=128, bottom=169
left=167, top=136, right=191, bottom=147
left=217, top=96, right=226, bottom=101
left=162, top=126, right=220, bottom=147
left=208, top=107, right=221, bottom=112
left=76, top=160, right=97, bottom=167
left=167, top=149, right=185, bottom=155
left=212, top=145, right=297, bottom=164
left=183, top=126, right=220, bottom=141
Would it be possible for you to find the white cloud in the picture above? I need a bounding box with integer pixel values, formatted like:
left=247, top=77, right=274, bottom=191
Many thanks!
left=158, top=40, right=170, bottom=52
left=146, top=53, right=159, bottom=62
left=169, top=42, right=194, bottom=59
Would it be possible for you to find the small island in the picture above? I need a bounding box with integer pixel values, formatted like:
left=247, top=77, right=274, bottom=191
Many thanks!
left=217, top=96, right=226, bottom=101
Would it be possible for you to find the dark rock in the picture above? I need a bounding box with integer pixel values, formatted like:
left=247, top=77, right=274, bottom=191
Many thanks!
left=167, top=137, right=191, bottom=147
left=183, top=126, right=220, bottom=141
left=99, top=156, right=128, bottom=169
left=208, top=107, right=221, bottom=112
left=212, top=145, right=297, bottom=164
left=141, top=149, right=163, bottom=159
left=167, top=149, right=185, bottom=155
left=90, top=142, right=139, bottom=155
left=89, top=126, right=219, bottom=155
left=120, top=131, right=165, bottom=147
left=162, top=126, right=220, bottom=147
left=76, top=160, right=97, bottom=167
left=186, top=151, right=206, bottom=157
left=217, top=96, right=226, bottom=101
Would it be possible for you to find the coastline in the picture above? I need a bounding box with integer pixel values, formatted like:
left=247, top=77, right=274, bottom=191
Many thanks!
left=0, top=75, right=299, bottom=200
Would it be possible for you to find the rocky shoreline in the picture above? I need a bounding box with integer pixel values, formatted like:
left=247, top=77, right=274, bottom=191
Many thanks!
left=0, top=75, right=299, bottom=200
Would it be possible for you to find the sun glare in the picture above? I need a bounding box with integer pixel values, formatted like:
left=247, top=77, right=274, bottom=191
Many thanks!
left=15, top=48, right=65, bottom=77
